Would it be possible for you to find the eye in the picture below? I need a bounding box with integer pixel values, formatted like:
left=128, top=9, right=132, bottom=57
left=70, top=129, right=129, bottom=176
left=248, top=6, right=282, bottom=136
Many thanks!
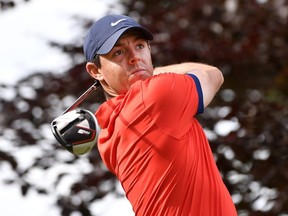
left=114, top=50, right=124, bottom=56
left=136, top=43, right=145, bottom=49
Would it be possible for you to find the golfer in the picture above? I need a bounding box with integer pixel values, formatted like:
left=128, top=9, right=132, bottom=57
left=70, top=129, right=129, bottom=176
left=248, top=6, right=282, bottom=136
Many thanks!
left=83, top=14, right=237, bottom=216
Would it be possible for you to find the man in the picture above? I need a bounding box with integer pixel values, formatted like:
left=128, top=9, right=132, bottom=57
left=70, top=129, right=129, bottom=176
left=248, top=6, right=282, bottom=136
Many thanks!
left=83, top=14, right=237, bottom=216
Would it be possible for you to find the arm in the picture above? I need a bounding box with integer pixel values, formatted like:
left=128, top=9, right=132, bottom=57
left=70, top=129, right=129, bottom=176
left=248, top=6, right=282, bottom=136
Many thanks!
left=153, top=62, right=224, bottom=108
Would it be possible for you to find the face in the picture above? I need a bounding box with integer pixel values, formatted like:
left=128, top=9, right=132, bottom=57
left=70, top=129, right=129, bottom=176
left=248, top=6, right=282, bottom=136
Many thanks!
left=87, top=32, right=154, bottom=97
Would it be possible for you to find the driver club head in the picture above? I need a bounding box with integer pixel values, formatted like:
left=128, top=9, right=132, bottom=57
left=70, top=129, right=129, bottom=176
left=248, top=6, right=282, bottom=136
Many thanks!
left=51, top=108, right=100, bottom=155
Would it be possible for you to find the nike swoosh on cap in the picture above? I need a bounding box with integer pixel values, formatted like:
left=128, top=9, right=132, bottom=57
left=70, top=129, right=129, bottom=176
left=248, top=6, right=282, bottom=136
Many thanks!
left=111, top=18, right=127, bottom=27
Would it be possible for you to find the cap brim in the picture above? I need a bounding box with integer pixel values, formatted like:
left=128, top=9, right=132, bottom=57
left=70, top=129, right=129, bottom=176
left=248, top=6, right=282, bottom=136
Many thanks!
left=97, top=27, right=153, bottom=55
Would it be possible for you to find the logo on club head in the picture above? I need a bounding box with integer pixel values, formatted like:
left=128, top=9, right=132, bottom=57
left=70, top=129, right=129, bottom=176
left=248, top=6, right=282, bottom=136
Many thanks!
left=78, top=129, right=90, bottom=135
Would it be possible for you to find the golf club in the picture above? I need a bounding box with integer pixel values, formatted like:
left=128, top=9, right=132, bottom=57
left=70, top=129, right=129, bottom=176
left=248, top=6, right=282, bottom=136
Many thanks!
left=51, top=81, right=101, bottom=155
left=62, top=81, right=101, bottom=115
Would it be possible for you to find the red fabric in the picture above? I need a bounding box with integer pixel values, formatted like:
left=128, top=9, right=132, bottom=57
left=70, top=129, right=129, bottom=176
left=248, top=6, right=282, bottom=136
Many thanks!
left=96, top=73, right=237, bottom=216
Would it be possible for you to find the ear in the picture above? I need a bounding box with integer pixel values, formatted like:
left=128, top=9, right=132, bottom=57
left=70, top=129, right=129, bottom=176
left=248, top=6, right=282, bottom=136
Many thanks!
left=147, top=41, right=151, bottom=50
left=86, top=62, right=103, bottom=80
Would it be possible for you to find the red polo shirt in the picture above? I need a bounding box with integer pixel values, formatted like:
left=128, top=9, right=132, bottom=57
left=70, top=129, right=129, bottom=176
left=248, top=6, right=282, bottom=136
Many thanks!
left=96, top=73, right=237, bottom=216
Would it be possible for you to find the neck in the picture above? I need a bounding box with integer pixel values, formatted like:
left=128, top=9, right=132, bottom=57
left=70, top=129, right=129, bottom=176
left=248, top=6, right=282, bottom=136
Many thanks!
left=104, top=91, right=114, bottom=100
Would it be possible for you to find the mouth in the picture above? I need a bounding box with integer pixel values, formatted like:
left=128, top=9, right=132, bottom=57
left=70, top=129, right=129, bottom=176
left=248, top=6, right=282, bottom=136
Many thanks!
left=130, top=69, right=145, bottom=75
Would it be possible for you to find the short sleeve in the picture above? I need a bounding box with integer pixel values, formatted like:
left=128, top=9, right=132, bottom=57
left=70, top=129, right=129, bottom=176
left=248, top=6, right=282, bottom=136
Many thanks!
left=140, top=73, right=203, bottom=138
left=186, top=74, right=204, bottom=114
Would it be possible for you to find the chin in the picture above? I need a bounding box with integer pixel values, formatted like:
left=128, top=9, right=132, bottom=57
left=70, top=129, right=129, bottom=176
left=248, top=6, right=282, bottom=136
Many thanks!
left=135, top=71, right=152, bottom=79
left=131, top=75, right=149, bottom=85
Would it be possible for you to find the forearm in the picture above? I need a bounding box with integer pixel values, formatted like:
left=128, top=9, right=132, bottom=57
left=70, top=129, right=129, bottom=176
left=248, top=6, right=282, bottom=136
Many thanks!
left=153, top=62, right=218, bottom=75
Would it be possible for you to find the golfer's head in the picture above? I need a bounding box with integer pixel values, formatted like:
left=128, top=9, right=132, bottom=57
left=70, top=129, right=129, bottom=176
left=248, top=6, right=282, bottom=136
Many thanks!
left=83, top=14, right=153, bottom=62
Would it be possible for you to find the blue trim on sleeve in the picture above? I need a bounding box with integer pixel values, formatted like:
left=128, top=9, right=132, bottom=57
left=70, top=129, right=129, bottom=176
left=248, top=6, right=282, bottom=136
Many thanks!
left=186, top=74, right=204, bottom=114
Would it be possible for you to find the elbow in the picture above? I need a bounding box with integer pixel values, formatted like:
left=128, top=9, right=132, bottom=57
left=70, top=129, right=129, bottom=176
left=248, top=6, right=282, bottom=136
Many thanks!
left=210, top=66, right=224, bottom=89
left=218, top=68, right=224, bottom=86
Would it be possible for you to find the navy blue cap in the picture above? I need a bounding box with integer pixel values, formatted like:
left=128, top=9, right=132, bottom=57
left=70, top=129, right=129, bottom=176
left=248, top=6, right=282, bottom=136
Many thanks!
left=83, top=14, right=153, bottom=62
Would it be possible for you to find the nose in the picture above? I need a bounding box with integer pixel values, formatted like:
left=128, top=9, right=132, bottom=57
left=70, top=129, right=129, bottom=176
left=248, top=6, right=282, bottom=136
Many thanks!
left=129, top=50, right=140, bottom=65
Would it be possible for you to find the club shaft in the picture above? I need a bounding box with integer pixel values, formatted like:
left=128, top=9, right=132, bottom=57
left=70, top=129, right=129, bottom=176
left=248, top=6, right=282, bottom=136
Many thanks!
left=62, top=81, right=100, bottom=115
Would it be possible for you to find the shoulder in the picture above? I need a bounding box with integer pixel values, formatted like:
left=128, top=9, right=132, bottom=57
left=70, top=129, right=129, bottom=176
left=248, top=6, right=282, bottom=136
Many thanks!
left=138, top=73, right=200, bottom=115
left=142, top=73, right=194, bottom=95
left=138, top=73, right=201, bottom=138
left=140, top=73, right=198, bottom=102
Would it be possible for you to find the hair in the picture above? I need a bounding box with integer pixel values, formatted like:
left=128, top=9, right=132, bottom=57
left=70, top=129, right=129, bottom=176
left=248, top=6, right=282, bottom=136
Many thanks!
left=92, top=55, right=101, bottom=68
